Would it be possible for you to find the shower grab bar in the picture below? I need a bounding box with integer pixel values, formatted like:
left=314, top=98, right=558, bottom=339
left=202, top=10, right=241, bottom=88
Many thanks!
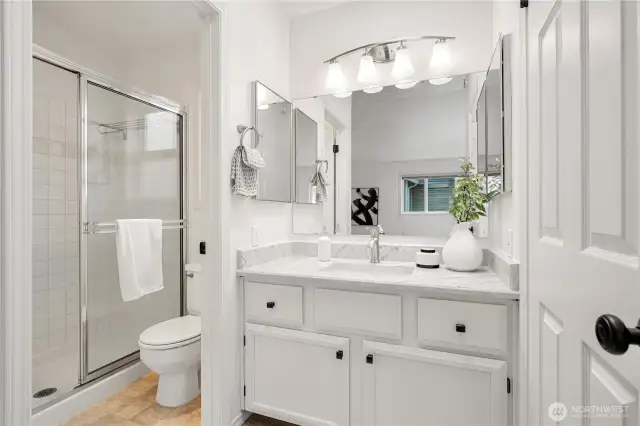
left=82, top=219, right=185, bottom=235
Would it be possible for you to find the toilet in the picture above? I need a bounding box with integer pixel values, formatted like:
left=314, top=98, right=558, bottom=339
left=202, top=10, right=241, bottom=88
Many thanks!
left=139, top=315, right=201, bottom=407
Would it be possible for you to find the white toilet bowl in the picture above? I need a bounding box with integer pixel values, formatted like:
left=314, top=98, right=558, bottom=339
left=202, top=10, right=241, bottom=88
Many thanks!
left=138, top=315, right=201, bottom=407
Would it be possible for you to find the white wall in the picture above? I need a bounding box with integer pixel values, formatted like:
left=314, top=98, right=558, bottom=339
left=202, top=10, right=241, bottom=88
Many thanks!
left=215, top=3, right=298, bottom=424
left=350, top=80, right=467, bottom=237
left=290, top=1, right=495, bottom=99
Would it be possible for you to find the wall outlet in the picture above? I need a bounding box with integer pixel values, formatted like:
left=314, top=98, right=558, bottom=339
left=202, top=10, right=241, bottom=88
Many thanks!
left=251, top=225, right=260, bottom=247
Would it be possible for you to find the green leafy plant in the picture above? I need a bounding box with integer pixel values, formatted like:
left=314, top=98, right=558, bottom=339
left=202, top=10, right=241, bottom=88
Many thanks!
left=448, top=160, right=500, bottom=223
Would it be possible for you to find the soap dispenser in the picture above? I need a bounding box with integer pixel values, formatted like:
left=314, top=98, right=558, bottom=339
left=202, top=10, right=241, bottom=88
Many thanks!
left=318, top=226, right=331, bottom=262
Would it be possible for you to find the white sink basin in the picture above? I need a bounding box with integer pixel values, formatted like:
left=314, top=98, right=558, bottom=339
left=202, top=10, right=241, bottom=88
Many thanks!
left=321, top=262, right=415, bottom=276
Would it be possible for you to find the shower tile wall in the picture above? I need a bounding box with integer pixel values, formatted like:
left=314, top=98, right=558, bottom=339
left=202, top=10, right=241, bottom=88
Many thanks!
left=32, top=60, right=80, bottom=364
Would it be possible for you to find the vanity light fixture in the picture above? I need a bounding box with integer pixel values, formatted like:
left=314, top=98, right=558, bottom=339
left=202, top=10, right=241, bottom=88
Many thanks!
left=357, top=53, right=378, bottom=85
left=333, top=91, right=353, bottom=99
left=395, top=81, right=418, bottom=90
left=323, top=35, right=455, bottom=93
left=363, top=86, right=383, bottom=94
left=430, top=39, right=453, bottom=74
left=429, top=77, right=453, bottom=86
left=391, top=42, right=414, bottom=80
left=326, top=60, right=348, bottom=92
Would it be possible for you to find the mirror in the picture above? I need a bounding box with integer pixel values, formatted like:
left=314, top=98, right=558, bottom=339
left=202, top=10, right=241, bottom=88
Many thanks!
left=476, top=34, right=512, bottom=195
left=294, top=109, right=319, bottom=203
left=253, top=81, right=292, bottom=202
left=292, top=72, right=485, bottom=237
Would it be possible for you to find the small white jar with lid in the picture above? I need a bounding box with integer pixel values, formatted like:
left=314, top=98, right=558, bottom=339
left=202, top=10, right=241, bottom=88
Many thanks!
left=416, top=248, right=440, bottom=269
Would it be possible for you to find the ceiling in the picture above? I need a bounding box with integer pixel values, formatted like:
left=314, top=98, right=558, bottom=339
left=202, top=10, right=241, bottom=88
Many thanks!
left=33, top=1, right=203, bottom=58
left=280, top=1, right=355, bottom=17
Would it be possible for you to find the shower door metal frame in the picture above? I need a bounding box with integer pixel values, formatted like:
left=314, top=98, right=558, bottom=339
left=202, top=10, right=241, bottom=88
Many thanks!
left=32, top=45, right=189, bottom=386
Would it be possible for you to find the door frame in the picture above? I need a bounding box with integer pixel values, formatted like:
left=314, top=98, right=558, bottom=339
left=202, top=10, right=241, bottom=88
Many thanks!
left=0, top=1, right=226, bottom=425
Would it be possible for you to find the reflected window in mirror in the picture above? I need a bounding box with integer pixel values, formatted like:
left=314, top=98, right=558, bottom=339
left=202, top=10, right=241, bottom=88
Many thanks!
left=402, top=176, right=456, bottom=214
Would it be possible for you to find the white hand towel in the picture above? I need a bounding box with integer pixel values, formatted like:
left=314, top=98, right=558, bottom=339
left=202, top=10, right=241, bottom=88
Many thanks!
left=116, top=219, right=164, bottom=302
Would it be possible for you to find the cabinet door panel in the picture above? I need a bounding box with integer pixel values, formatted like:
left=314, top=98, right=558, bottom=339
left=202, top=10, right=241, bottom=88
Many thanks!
left=363, top=341, right=507, bottom=426
left=245, top=324, right=349, bottom=426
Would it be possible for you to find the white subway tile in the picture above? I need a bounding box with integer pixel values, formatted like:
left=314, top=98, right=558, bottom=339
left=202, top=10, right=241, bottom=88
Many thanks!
left=48, top=185, right=65, bottom=200
left=49, top=156, right=66, bottom=171
left=33, top=138, right=49, bottom=155
left=66, top=286, right=77, bottom=300
left=34, top=200, right=49, bottom=215
left=34, top=169, right=48, bottom=187
left=49, top=294, right=66, bottom=318
left=33, top=291, right=48, bottom=308
left=48, top=271, right=66, bottom=289
left=66, top=313, right=79, bottom=329
left=49, top=331, right=65, bottom=348
left=66, top=168, right=78, bottom=182
left=49, top=200, right=65, bottom=215
left=66, top=270, right=79, bottom=287
left=32, top=261, right=48, bottom=277
left=49, top=99, right=65, bottom=127
left=48, top=215, right=65, bottom=230
left=34, top=120, right=49, bottom=139
left=65, top=243, right=78, bottom=258
left=33, top=230, right=49, bottom=246
left=33, top=302, right=49, bottom=321
left=49, top=230, right=65, bottom=244
left=49, top=170, right=65, bottom=185
left=34, top=96, right=48, bottom=123
left=33, top=336, right=48, bottom=354
left=49, top=142, right=64, bottom=157
left=33, top=245, right=48, bottom=262
left=66, top=201, right=78, bottom=216
left=33, top=215, right=49, bottom=230
left=33, top=184, right=49, bottom=200
left=33, top=275, right=49, bottom=292
left=33, top=153, right=49, bottom=170
left=65, top=258, right=78, bottom=272
left=33, top=318, right=48, bottom=338
left=49, top=242, right=65, bottom=259
left=66, top=216, right=78, bottom=229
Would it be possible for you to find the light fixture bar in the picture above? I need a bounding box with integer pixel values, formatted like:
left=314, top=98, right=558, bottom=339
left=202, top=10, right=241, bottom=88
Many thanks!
left=322, top=35, right=455, bottom=64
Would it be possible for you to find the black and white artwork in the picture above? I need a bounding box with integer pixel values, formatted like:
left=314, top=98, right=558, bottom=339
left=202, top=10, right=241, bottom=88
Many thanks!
left=351, top=187, right=379, bottom=226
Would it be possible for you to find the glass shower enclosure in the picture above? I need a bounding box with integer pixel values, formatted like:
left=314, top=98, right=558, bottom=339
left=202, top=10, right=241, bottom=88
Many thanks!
left=32, top=50, right=187, bottom=409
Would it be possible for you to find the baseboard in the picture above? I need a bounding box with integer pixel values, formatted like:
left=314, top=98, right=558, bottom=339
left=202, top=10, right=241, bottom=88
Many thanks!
left=231, top=411, right=252, bottom=426
left=32, top=361, right=149, bottom=426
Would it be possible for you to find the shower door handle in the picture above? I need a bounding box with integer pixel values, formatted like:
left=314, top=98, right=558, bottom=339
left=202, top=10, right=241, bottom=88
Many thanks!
left=186, top=272, right=195, bottom=278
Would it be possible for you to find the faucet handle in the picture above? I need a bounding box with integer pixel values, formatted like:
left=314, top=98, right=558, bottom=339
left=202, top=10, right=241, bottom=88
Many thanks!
left=369, top=224, right=384, bottom=237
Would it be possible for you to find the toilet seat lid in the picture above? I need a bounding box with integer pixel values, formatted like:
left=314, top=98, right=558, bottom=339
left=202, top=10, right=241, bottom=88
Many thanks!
left=139, top=315, right=201, bottom=347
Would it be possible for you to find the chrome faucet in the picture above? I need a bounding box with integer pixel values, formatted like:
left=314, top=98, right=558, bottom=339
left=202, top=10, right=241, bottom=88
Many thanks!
left=367, top=225, right=385, bottom=263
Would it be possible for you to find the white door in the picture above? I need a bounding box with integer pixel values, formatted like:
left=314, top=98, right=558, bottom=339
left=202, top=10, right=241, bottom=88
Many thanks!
left=528, top=1, right=640, bottom=425
left=244, top=323, right=350, bottom=426
left=362, top=341, right=507, bottom=426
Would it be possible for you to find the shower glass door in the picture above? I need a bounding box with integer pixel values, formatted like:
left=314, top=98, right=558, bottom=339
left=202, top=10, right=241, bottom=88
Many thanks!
left=83, top=82, right=183, bottom=379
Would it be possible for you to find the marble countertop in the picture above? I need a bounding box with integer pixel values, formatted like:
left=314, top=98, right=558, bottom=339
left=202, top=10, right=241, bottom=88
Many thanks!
left=237, top=256, right=519, bottom=301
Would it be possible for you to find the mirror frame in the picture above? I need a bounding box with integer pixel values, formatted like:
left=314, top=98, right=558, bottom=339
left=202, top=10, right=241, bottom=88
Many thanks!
left=252, top=80, right=294, bottom=203
left=293, top=108, right=320, bottom=204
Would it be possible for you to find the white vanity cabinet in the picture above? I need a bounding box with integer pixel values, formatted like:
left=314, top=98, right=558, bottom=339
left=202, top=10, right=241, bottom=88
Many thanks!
left=362, top=341, right=507, bottom=426
left=244, top=324, right=350, bottom=426
left=241, top=278, right=517, bottom=426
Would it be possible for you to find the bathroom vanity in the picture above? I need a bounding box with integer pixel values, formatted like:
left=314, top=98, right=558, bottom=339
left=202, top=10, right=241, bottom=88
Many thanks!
left=237, top=242, right=519, bottom=426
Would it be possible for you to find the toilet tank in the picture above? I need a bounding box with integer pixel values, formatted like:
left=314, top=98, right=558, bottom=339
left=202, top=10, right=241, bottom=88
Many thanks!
left=186, top=264, right=201, bottom=315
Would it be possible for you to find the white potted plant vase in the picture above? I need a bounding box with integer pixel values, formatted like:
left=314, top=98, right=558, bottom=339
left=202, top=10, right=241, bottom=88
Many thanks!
left=442, top=222, right=483, bottom=272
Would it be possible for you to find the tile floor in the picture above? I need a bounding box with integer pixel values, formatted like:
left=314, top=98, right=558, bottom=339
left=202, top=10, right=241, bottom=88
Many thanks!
left=61, top=373, right=295, bottom=426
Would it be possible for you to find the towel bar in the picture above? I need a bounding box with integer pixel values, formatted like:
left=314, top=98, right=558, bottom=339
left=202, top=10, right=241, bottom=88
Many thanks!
left=82, top=219, right=186, bottom=235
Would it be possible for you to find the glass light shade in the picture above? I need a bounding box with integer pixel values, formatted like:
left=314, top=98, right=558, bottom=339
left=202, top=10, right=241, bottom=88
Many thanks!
left=326, top=61, right=347, bottom=91
left=395, top=81, right=418, bottom=90
left=357, top=55, right=378, bottom=85
left=391, top=46, right=415, bottom=80
left=430, top=40, right=452, bottom=74
left=333, top=90, right=352, bottom=98
left=429, top=77, right=453, bottom=86
left=363, top=86, right=383, bottom=94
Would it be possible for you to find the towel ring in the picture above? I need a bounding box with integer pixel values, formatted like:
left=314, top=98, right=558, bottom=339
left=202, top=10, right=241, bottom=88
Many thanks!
left=316, top=159, right=329, bottom=174
left=237, top=125, right=263, bottom=148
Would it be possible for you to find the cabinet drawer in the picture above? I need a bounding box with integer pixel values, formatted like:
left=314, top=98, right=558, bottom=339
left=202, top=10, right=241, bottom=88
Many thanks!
left=245, top=282, right=303, bottom=327
left=417, top=299, right=507, bottom=355
left=314, top=289, right=402, bottom=339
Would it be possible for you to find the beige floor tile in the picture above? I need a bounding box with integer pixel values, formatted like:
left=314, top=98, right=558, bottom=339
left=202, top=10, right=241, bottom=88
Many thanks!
left=113, top=399, right=154, bottom=420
